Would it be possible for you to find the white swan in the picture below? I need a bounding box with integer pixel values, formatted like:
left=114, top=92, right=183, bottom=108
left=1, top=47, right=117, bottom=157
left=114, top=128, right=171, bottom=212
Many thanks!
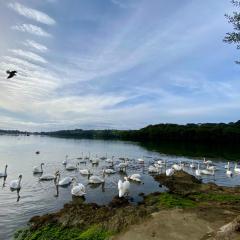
left=57, top=173, right=73, bottom=186
left=62, top=155, right=68, bottom=165
left=91, top=157, right=100, bottom=164
left=148, top=165, right=158, bottom=173
left=10, top=174, right=22, bottom=190
left=195, top=164, right=201, bottom=176
left=39, top=171, right=58, bottom=181
left=79, top=169, right=91, bottom=175
left=224, top=162, right=230, bottom=169
left=89, top=172, right=105, bottom=184
left=138, top=158, right=144, bottom=164
left=103, top=168, right=116, bottom=174
left=206, top=164, right=217, bottom=171
left=203, top=157, right=212, bottom=165
left=157, top=160, right=164, bottom=165
left=105, top=156, right=114, bottom=164
left=201, top=168, right=215, bottom=176
left=172, top=162, right=183, bottom=171
left=33, top=163, right=44, bottom=174
left=117, top=162, right=128, bottom=172
left=0, top=165, right=8, bottom=177
left=118, top=177, right=130, bottom=198
left=66, top=163, right=78, bottom=171
left=190, top=160, right=195, bottom=169
left=166, top=168, right=174, bottom=176
left=234, top=164, right=240, bottom=173
left=129, top=173, right=141, bottom=182
left=226, top=165, right=233, bottom=177
left=71, top=178, right=86, bottom=197
left=154, top=163, right=161, bottom=169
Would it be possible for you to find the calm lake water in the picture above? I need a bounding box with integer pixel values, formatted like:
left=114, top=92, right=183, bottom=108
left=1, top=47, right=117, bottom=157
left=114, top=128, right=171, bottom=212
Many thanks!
left=0, top=135, right=240, bottom=239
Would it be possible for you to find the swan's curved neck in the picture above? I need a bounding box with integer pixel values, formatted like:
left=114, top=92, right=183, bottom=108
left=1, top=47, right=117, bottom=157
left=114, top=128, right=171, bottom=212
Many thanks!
left=4, top=166, right=7, bottom=175
left=18, top=177, right=22, bottom=188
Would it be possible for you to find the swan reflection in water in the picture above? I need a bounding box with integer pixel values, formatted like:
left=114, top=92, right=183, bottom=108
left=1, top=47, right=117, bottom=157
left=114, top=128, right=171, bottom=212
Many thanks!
left=54, top=184, right=59, bottom=198
left=1, top=176, right=7, bottom=188
left=9, top=183, right=21, bottom=202
left=88, top=182, right=105, bottom=192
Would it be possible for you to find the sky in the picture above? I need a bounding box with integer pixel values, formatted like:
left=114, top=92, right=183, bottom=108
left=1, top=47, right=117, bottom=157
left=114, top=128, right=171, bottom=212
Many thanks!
left=0, top=0, right=239, bottom=131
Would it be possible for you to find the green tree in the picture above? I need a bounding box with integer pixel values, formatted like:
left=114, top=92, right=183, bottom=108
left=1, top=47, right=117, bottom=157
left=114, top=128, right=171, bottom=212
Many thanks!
left=224, top=1, right=240, bottom=63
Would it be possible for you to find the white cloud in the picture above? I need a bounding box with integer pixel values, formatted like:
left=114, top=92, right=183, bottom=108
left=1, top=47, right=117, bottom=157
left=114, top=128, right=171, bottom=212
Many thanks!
left=9, top=49, right=47, bottom=64
left=8, top=2, right=55, bottom=25
left=24, top=40, right=48, bottom=52
left=111, top=0, right=137, bottom=9
left=12, top=24, right=51, bottom=37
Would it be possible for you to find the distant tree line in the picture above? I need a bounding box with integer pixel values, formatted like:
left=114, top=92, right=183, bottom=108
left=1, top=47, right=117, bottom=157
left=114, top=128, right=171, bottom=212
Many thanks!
left=1, top=121, right=240, bottom=144
left=42, top=121, right=240, bottom=144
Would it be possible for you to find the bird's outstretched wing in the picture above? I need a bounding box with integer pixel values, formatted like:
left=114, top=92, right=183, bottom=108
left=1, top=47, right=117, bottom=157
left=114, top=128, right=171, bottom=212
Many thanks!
left=6, top=70, right=11, bottom=74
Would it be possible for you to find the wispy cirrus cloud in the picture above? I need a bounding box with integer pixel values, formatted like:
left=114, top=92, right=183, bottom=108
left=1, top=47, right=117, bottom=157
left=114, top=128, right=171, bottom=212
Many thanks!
left=12, top=24, right=51, bottom=37
left=8, top=2, right=55, bottom=25
left=24, top=40, right=48, bottom=52
left=9, top=49, right=47, bottom=64
left=111, top=0, right=137, bottom=9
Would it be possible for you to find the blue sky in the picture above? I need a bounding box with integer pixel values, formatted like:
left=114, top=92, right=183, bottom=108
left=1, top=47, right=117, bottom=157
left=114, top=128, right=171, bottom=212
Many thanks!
left=0, top=0, right=239, bottom=131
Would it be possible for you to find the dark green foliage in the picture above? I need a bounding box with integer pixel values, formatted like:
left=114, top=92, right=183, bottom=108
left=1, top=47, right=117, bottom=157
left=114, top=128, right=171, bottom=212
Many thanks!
left=224, top=0, right=240, bottom=63
left=43, top=121, right=240, bottom=144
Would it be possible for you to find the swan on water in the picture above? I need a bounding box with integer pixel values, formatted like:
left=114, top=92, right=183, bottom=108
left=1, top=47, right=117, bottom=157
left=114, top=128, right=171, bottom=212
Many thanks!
left=89, top=175, right=104, bottom=184
left=117, top=162, right=128, bottom=172
left=166, top=167, right=174, bottom=176
left=0, top=165, right=7, bottom=177
left=91, top=157, right=100, bottom=165
left=201, top=168, right=215, bottom=176
left=195, top=164, right=201, bottom=176
left=154, top=163, right=161, bottom=169
left=148, top=165, right=158, bottom=173
left=71, top=178, right=86, bottom=197
left=226, top=164, right=233, bottom=177
left=129, top=173, right=141, bottom=182
left=138, top=158, right=144, bottom=164
left=103, top=168, right=116, bottom=174
left=190, top=160, right=195, bottom=169
left=234, top=164, right=240, bottom=173
left=79, top=169, right=91, bottom=175
left=62, top=155, right=68, bottom=165
left=172, top=162, right=183, bottom=171
left=118, top=177, right=130, bottom=198
left=66, top=162, right=78, bottom=171
left=39, top=171, right=58, bottom=181
left=57, top=173, right=73, bottom=186
left=206, top=164, right=217, bottom=171
left=105, top=156, right=114, bottom=164
left=33, top=163, right=44, bottom=174
left=89, top=171, right=105, bottom=184
left=203, top=157, right=212, bottom=165
left=10, top=174, right=22, bottom=190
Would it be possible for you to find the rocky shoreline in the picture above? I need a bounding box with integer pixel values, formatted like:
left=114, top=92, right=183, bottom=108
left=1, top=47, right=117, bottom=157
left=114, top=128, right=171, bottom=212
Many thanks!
left=14, top=171, right=240, bottom=240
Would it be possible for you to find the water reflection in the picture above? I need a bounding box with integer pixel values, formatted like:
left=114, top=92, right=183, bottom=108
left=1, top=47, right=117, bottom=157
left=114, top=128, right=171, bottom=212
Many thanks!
left=2, top=176, right=7, bottom=188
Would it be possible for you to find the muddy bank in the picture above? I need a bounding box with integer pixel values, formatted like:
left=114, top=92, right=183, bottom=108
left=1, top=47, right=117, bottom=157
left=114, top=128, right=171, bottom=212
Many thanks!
left=15, top=171, right=240, bottom=240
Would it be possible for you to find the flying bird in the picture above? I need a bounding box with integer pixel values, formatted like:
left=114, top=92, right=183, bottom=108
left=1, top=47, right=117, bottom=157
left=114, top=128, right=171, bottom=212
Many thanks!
left=6, top=70, right=17, bottom=79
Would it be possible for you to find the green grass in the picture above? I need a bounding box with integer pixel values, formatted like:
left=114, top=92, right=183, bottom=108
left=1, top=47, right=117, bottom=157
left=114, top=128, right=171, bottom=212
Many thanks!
left=191, top=193, right=240, bottom=202
left=14, top=225, right=111, bottom=240
left=145, top=193, right=197, bottom=209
